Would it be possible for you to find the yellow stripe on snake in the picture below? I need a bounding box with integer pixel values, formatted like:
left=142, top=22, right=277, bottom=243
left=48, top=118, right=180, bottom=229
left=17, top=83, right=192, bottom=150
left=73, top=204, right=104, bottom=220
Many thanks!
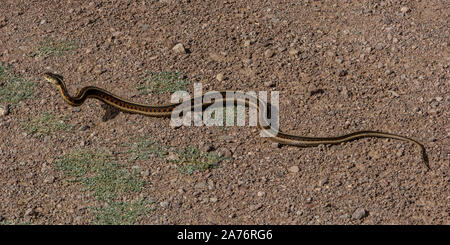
left=43, top=72, right=430, bottom=170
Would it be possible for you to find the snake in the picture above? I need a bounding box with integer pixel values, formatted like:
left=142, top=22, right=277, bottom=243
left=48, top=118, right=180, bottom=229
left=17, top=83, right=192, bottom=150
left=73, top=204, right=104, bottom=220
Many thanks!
left=43, top=72, right=430, bottom=170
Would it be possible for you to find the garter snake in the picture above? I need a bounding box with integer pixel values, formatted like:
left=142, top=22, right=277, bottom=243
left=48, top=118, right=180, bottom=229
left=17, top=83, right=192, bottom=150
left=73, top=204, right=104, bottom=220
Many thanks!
left=43, top=72, right=430, bottom=170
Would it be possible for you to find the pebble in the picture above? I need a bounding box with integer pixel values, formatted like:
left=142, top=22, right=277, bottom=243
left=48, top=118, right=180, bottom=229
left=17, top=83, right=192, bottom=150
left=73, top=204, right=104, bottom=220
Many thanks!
left=200, top=143, right=215, bottom=152
left=217, top=147, right=232, bottom=158
left=210, top=197, right=218, bottom=203
left=250, top=203, right=263, bottom=211
left=194, top=181, right=207, bottom=190
left=368, top=149, right=381, bottom=160
left=172, top=43, right=186, bottom=54
left=352, top=208, right=367, bottom=220
left=216, top=73, right=224, bottom=82
left=339, top=214, right=351, bottom=219
left=79, top=125, right=90, bottom=131
left=375, top=43, right=384, bottom=50
left=288, top=165, right=300, bottom=173
left=278, top=47, right=287, bottom=52
left=288, top=49, right=299, bottom=56
left=167, top=151, right=179, bottom=161
left=396, top=148, right=404, bottom=157
left=319, top=177, right=329, bottom=186
left=160, top=201, right=169, bottom=208
left=43, top=175, right=55, bottom=184
left=0, top=105, right=9, bottom=116
left=427, top=108, right=438, bottom=116
left=41, top=163, right=51, bottom=173
left=264, top=80, right=276, bottom=87
left=24, top=208, right=35, bottom=217
left=264, top=49, right=274, bottom=58
left=400, top=6, right=410, bottom=14
left=257, top=191, right=265, bottom=197
left=338, top=69, right=348, bottom=77
left=208, top=180, right=215, bottom=190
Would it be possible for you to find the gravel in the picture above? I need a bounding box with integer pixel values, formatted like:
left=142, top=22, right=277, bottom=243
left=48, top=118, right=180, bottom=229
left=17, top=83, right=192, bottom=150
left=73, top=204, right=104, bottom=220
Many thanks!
left=0, top=0, right=447, bottom=225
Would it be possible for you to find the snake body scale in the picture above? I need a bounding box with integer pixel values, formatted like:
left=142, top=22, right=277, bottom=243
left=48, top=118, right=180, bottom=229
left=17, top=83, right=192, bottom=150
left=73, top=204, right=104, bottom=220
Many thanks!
left=43, top=72, right=430, bottom=170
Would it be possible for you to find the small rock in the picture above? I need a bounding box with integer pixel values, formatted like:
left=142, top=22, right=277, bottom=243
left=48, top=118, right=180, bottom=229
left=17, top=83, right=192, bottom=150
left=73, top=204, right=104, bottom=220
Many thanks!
left=427, top=108, right=438, bottom=116
left=352, top=208, right=367, bottom=220
left=435, top=96, right=443, bottom=102
left=218, top=135, right=233, bottom=142
left=194, top=181, right=207, bottom=190
left=388, top=90, right=400, bottom=98
left=200, top=143, right=214, bottom=152
left=288, top=49, right=299, bottom=56
left=305, top=197, right=312, bottom=204
left=160, top=201, right=169, bottom=208
left=264, top=80, right=276, bottom=87
left=368, top=150, right=381, bottom=160
left=172, top=43, right=186, bottom=54
left=79, top=125, right=90, bottom=131
left=41, top=164, right=51, bottom=173
left=264, top=49, right=274, bottom=58
left=243, top=40, right=252, bottom=47
left=210, top=197, right=218, bottom=203
left=288, top=165, right=300, bottom=173
left=209, top=52, right=225, bottom=61
left=216, top=73, right=224, bottom=82
left=375, top=43, right=384, bottom=50
left=250, top=203, right=263, bottom=211
left=217, top=147, right=232, bottom=158
left=400, top=6, right=410, bottom=14
left=141, top=169, right=150, bottom=176
left=257, top=191, right=265, bottom=197
left=74, top=216, right=83, bottom=224
left=277, top=46, right=287, bottom=52
left=339, top=214, right=351, bottom=219
left=319, top=177, right=329, bottom=186
left=396, top=148, right=404, bottom=157
left=43, top=175, right=55, bottom=184
left=24, top=208, right=35, bottom=217
left=0, top=105, right=9, bottom=116
left=167, top=152, right=179, bottom=161
left=338, top=69, right=348, bottom=77
left=207, top=180, right=215, bottom=190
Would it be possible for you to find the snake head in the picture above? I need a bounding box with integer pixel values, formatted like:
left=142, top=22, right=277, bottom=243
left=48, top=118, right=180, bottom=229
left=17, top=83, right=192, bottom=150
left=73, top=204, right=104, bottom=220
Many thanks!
left=43, top=72, right=64, bottom=85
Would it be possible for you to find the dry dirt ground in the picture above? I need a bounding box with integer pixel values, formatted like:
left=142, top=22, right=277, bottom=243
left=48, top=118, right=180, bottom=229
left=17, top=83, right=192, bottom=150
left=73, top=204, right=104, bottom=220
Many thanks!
left=0, top=0, right=448, bottom=225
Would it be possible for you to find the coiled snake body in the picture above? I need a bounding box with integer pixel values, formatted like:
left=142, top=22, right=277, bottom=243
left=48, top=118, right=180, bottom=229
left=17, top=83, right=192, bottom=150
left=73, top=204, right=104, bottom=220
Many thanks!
left=43, top=72, right=430, bottom=169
